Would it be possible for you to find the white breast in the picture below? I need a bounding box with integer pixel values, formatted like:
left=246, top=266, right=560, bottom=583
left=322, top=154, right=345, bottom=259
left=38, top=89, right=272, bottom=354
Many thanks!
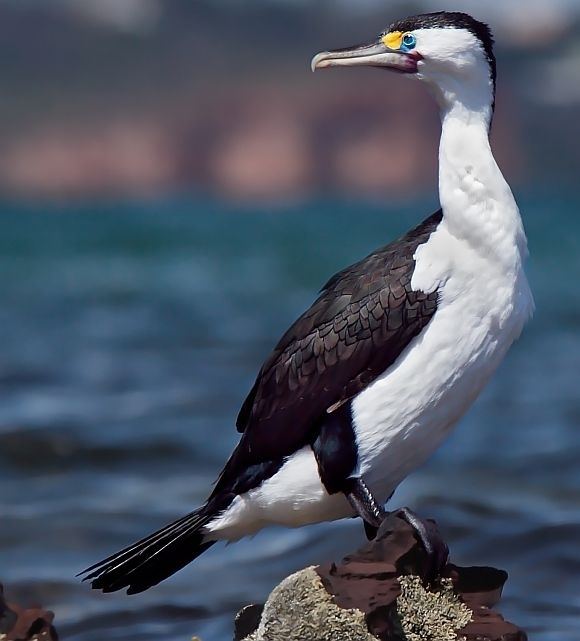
left=351, top=219, right=533, bottom=501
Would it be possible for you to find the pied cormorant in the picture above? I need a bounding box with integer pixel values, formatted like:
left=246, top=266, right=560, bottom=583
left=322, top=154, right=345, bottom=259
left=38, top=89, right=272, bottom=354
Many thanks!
left=81, top=11, right=533, bottom=594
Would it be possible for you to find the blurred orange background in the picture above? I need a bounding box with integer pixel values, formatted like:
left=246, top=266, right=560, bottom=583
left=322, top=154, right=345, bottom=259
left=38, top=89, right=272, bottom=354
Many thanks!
left=0, top=0, right=578, bottom=204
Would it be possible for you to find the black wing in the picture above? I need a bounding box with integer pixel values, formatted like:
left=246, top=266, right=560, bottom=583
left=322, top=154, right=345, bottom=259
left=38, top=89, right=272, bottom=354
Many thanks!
left=212, top=211, right=442, bottom=498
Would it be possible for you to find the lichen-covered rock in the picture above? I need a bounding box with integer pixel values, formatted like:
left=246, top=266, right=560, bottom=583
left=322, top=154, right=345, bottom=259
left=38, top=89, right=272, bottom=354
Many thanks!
left=242, top=567, right=378, bottom=641
left=237, top=571, right=474, bottom=641
left=397, top=576, right=471, bottom=641
left=234, top=513, right=527, bottom=641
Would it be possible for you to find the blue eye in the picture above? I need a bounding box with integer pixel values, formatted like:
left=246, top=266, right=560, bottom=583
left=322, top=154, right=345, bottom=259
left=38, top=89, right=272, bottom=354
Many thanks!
left=401, top=33, right=416, bottom=51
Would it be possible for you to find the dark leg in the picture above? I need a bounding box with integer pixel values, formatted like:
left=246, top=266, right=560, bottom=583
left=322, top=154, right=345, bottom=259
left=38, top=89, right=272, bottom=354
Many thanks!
left=342, top=478, right=387, bottom=540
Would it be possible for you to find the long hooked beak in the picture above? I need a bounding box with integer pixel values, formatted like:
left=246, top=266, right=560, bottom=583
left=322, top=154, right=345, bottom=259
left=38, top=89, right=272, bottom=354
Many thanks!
left=311, top=40, right=420, bottom=74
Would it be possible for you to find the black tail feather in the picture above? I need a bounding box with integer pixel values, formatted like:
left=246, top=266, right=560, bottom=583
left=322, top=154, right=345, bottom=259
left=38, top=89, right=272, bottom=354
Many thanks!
left=79, top=506, right=216, bottom=594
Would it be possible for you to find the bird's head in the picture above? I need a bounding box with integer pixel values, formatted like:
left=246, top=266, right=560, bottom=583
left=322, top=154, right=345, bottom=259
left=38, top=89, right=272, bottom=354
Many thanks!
left=312, top=12, right=496, bottom=117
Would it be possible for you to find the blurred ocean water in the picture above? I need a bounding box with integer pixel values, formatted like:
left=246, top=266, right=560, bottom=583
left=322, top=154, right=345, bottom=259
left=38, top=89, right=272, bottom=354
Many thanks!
left=0, top=193, right=579, bottom=641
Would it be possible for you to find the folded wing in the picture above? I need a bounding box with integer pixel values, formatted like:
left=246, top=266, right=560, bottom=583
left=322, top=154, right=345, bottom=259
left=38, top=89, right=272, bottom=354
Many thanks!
left=213, top=210, right=443, bottom=497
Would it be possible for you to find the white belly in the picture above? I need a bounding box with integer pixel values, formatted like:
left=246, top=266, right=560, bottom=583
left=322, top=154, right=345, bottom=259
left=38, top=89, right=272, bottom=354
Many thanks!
left=352, top=226, right=532, bottom=500
left=206, top=227, right=533, bottom=542
left=205, top=446, right=353, bottom=540
left=353, top=279, right=526, bottom=501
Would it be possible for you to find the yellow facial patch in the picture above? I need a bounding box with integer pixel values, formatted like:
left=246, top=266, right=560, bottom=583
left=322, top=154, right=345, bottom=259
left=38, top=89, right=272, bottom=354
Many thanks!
left=382, top=31, right=403, bottom=50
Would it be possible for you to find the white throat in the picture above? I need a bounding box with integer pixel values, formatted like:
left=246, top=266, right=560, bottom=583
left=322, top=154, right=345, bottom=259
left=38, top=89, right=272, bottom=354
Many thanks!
left=430, top=74, right=528, bottom=268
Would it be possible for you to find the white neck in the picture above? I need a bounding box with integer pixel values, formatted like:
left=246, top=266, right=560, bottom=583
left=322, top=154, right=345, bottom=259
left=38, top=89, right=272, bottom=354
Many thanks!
left=431, top=79, right=528, bottom=268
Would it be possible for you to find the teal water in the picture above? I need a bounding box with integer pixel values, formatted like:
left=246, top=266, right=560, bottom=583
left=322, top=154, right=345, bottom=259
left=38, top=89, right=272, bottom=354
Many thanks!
left=1, top=193, right=579, bottom=640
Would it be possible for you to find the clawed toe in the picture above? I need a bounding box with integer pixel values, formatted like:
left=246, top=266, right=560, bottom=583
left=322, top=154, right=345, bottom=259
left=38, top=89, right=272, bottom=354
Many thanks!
left=363, top=520, right=379, bottom=540
left=395, top=507, right=449, bottom=583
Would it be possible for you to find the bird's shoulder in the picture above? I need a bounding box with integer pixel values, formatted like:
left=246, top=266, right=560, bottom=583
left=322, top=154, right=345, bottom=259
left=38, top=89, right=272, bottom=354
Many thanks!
left=235, top=210, right=443, bottom=457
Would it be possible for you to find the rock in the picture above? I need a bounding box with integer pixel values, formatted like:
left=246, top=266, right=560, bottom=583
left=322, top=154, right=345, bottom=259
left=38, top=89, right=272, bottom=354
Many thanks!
left=396, top=575, right=472, bottom=641
left=234, top=513, right=527, bottom=641
left=240, top=567, right=378, bottom=641
left=0, top=584, right=58, bottom=641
